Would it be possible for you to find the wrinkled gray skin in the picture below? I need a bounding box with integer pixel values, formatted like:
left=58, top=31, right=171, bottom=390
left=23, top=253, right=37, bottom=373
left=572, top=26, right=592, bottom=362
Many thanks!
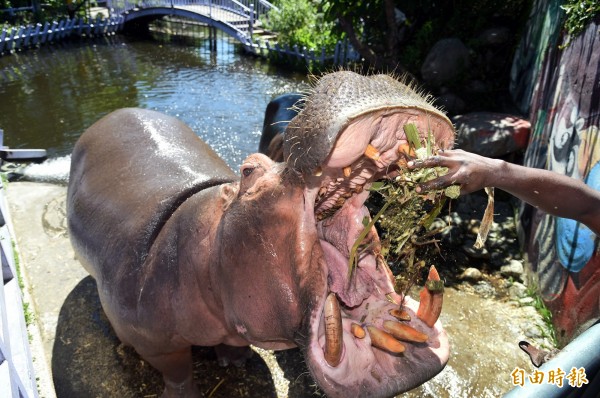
left=67, top=71, right=455, bottom=398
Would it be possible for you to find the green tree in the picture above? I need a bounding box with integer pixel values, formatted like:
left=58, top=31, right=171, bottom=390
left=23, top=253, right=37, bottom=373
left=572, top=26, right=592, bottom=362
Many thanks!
left=266, top=0, right=342, bottom=52
left=323, top=0, right=531, bottom=72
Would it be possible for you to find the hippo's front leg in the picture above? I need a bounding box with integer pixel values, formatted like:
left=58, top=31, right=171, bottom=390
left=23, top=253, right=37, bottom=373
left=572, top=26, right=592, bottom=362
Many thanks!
left=141, top=349, right=199, bottom=398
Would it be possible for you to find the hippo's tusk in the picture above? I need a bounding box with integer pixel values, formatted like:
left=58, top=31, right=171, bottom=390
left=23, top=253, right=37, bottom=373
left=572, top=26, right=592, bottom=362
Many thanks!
left=389, top=308, right=411, bottom=321
left=343, top=166, right=352, bottom=177
left=351, top=323, right=366, bottom=339
left=416, top=265, right=444, bottom=327
left=324, top=293, right=343, bottom=367
left=367, top=326, right=405, bottom=354
left=364, top=144, right=381, bottom=161
left=383, top=320, right=428, bottom=343
left=314, top=166, right=323, bottom=177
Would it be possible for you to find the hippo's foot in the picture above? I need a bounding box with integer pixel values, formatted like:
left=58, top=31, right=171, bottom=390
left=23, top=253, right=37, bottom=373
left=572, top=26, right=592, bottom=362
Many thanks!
left=161, top=374, right=201, bottom=398
left=140, top=349, right=201, bottom=398
left=214, top=344, right=254, bottom=367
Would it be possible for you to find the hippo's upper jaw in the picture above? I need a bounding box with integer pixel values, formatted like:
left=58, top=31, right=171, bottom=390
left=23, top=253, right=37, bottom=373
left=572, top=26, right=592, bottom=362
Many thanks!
left=284, top=72, right=454, bottom=397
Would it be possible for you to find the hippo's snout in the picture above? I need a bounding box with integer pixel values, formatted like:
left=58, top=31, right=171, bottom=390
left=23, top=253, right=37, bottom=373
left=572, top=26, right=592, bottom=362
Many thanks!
left=281, top=72, right=455, bottom=397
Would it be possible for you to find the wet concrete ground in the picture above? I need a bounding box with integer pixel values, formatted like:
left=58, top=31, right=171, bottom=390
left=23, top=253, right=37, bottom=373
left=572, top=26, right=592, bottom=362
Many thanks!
left=7, top=181, right=555, bottom=397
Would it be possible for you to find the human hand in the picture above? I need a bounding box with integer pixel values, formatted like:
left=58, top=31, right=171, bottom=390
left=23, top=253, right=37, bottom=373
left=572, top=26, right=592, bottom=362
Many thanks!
left=407, top=149, right=502, bottom=195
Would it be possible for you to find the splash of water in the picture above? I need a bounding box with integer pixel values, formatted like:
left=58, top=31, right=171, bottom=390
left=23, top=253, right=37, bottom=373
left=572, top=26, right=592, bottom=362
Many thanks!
left=21, top=156, right=71, bottom=185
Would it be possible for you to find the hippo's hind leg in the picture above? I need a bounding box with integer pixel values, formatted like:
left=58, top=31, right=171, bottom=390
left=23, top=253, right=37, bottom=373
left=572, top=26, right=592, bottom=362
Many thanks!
left=214, top=344, right=254, bottom=367
left=140, top=347, right=200, bottom=398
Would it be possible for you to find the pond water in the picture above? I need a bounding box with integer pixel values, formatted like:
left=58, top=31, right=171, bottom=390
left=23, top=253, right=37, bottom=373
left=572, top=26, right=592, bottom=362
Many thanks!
left=0, top=30, right=308, bottom=177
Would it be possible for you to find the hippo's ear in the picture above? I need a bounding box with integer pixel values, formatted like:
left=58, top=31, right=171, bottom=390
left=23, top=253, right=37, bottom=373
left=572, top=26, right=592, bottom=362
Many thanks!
left=220, top=184, right=238, bottom=211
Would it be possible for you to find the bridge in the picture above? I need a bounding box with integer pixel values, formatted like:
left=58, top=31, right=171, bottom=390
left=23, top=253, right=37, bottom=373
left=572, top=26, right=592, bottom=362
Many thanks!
left=104, top=0, right=277, bottom=51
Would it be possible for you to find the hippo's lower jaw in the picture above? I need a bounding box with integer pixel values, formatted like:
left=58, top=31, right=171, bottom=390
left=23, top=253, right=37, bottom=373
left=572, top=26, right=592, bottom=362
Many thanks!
left=290, top=110, right=453, bottom=397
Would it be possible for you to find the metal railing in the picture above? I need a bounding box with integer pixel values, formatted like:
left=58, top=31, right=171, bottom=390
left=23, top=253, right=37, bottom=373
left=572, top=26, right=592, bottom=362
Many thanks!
left=0, top=175, right=38, bottom=398
left=0, top=15, right=125, bottom=54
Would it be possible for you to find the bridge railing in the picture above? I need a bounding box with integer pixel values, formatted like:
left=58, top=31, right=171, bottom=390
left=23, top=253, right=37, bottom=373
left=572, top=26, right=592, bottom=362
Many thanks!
left=106, top=0, right=275, bottom=21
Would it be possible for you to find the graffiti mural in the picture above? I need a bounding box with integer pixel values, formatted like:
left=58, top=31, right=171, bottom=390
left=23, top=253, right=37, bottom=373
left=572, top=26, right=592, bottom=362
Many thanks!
left=515, top=3, right=600, bottom=345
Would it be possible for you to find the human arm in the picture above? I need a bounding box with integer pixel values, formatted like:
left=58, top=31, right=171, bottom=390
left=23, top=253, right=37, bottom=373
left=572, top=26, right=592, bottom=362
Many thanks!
left=408, top=149, right=600, bottom=235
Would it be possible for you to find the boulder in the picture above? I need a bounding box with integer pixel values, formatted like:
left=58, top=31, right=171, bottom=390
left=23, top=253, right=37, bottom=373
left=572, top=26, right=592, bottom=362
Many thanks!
left=452, top=112, right=530, bottom=157
left=421, top=38, right=470, bottom=87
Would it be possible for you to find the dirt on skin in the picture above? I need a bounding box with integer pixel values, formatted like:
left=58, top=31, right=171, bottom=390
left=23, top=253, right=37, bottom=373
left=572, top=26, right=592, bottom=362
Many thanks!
left=8, top=182, right=554, bottom=398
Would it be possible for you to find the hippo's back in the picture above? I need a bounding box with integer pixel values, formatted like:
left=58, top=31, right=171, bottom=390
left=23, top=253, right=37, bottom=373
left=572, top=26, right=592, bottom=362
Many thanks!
left=67, top=108, right=236, bottom=281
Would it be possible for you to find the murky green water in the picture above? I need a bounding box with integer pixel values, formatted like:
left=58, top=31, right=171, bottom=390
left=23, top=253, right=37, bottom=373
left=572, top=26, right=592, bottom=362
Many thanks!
left=0, top=32, right=308, bottom=171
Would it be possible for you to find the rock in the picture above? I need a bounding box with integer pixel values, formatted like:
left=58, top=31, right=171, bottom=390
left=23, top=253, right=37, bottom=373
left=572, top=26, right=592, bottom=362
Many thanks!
left=509, top=282, right=528, bottom=299
left=421, top=38, right=470, bottom=87
left=441, top=225, right=464, bottom=246
left=464, top=79, right=488, bottom=94
left=452, top=112, right=531, bottom=157
left=524, top=325, right=543, bottom=339
left=435, top=93, right=466, bottom=115
left=519, top=296, right=535, bottom=306
left=460, top=267, right=483, bottom=282
left=490, top=251, right=505, bottom=267
left=473, top=281, right=495, bottom=298
left=477, top=27, right=511, bottom=45
left=501, top=259, right=524, bottom=280
left=463, top=242, right=490, bottom=259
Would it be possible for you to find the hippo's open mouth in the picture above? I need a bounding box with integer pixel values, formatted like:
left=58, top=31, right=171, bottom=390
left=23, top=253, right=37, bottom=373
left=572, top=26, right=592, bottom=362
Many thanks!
left=283, top=72, right=454, bottom=397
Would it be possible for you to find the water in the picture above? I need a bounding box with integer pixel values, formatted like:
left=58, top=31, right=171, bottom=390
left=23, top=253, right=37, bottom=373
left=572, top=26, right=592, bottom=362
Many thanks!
left=0, top=32, right=309, bottom=183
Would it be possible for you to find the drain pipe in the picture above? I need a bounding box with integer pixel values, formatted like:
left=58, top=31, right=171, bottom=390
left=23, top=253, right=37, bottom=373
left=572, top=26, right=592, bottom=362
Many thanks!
left=504, top=322, right=600, bottom=397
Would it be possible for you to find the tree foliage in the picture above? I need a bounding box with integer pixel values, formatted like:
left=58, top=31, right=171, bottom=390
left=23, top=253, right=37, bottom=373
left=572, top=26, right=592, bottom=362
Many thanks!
left=322, top=0, right=531, bottom=72
left=265, top=0, right=342, bottom=52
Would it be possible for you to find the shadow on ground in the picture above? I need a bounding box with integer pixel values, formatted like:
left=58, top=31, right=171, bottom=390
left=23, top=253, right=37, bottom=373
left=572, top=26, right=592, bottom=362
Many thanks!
left=51, top=276, right=315, bottom=397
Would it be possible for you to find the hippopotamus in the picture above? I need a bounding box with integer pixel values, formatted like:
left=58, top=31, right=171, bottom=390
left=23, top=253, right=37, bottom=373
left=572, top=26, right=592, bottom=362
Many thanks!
left=258, top=93, right=304, bottom=161
left=67, top=71, right=455, bottom=398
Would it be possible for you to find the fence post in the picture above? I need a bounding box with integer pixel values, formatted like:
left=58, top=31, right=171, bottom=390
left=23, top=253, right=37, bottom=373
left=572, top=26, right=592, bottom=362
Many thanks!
left=333, top=41, right=341, bottom=66
left=0, top=29, right=6, bottom=54
left=31, top=23, right=41, bottom=45
left=248, top=3, right=254, bottom=41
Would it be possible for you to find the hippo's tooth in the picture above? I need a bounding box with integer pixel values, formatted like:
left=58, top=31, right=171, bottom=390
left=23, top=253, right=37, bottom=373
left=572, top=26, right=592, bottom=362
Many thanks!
left=364, top=144, right=381, bottom=161
left=314, top=167, right=323, bottom=177
left=397, top=158, right=408, bottom=168
left=351, top=323, right=366, bottom=339
left=416, top=265, right=444, bottom=328
left=397, top=143, right=415, bottom=157
left=343, top=166, right=352, bottom=177
left=383, top=320, right=428, bottom=343
left=324, top=293, right=343, bottom=367
left=389, top=308, right=411, bottom=321
left=367, top=326, right=405, bottom=354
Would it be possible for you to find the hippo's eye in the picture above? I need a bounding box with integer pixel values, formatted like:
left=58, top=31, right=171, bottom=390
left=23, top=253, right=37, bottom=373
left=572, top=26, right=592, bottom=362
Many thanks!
left=241, top=165, right=254, bottom=177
